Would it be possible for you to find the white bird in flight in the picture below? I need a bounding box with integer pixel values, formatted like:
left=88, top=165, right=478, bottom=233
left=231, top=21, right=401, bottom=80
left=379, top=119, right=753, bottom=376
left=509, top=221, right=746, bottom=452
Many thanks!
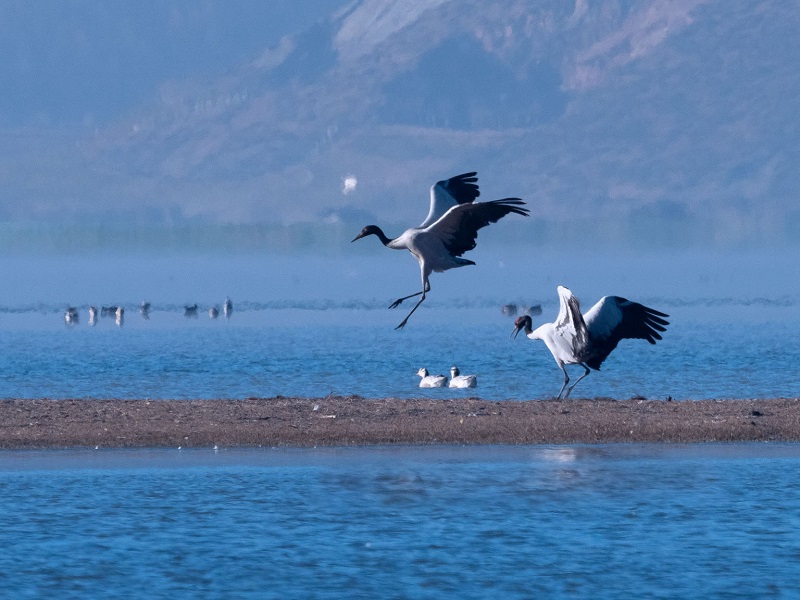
left=512, top=286, right=669, bottom=399
left=352, top=172, right=529, bottom=329
left=449, top=366, right=477, bottom=388
left=417, top=368, right=448, bottom=388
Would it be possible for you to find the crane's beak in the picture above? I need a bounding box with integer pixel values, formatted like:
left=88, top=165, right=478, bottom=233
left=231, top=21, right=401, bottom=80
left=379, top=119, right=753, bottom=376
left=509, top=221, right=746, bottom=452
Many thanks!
left=511, top=323, right=523, bottom=339
left=351, top=233, right=364, bottom=243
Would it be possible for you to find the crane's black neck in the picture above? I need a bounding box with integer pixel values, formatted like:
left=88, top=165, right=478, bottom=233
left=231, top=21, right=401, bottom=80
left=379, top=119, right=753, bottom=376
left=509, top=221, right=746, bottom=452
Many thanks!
left=519, top=315, right=533, bottom=335
left=360, top=225, right=393, bottom=246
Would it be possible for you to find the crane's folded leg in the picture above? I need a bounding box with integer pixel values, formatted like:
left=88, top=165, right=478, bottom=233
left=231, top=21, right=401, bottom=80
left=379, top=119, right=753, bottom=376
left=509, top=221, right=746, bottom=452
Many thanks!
left=388, top=291, right=422, bottom=309
left=389, top=280, right=431, bottom=310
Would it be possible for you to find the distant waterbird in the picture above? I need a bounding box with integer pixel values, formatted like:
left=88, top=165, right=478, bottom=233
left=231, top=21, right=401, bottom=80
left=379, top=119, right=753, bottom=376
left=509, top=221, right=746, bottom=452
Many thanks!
left=449, top=366, right=477, bottom=388
left=501, top=304, right=518, bottom=317
left=417, top=368, right=447, bottom=388
left=522, top=304, right=543, bottom=317
left=209, top=306, right=219, bottom=319
left=140, top=301, right=151, bottom=320
left=352, top=172, right=529, bottom=329
left=184, top=304, right=198, bottom=318
left=223, top=297, right=233, bottom=319
left=88, top=305, right=98, bottom=327
left=64, top=307, right=79, bottom=326
left=512, top=286, right=669, bottom=399
left=115, top=306, right=124, bottom=327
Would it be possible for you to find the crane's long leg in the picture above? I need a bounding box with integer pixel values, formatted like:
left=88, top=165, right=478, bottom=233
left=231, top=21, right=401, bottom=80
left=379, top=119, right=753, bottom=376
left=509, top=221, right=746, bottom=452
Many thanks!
left=388, top=291, right=422, bottom=309
left=564, top=364, right=591, bottom=399
left=395, top=290, right=426, bottom=329
left=389, top=280, right=430, bottom=310
left=556, top=365, right=570, bottom=399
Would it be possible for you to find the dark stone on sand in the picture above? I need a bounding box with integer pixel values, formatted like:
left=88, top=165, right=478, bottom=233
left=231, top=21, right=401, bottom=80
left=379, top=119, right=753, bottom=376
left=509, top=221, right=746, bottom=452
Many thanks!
left=1, top=397, right=799, bottom=449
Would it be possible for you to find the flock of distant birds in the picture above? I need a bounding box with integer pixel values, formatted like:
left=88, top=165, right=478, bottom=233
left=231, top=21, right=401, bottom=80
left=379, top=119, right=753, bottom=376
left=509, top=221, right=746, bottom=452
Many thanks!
left=353, top=172, right=671, bottom=398
left=64, top=297, right=234, bottom=327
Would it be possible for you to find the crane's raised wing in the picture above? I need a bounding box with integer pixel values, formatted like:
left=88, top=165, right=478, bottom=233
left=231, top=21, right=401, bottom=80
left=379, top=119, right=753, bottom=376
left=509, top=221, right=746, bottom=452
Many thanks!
left=419, top=172, right=480, bottom=228
left=426, top=198, right=528, bottom=257
left=583, top=296, right=669, bottom=369
left=554, top=285, right=589, bottom=358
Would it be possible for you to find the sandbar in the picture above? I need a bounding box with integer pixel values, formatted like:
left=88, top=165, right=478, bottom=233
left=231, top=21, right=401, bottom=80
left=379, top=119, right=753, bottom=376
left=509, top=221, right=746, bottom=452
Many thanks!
left=1, top=396, right=799, bottom=449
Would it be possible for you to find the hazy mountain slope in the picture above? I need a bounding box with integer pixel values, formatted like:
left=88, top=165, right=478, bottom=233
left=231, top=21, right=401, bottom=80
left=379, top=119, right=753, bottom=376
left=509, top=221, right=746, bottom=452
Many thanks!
left=1, top=0, right=798, bottom=247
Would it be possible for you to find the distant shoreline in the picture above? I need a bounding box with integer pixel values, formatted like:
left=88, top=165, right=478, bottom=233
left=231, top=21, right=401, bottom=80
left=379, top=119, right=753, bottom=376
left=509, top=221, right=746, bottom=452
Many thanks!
left=1, top=397, right=799, bottom=449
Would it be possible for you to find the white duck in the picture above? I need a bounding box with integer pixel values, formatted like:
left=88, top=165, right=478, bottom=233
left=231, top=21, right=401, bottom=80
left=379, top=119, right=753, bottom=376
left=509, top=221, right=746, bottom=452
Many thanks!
left=449, top=366, right=477, bottom=388
left=417, top=368, right=447, bottom=388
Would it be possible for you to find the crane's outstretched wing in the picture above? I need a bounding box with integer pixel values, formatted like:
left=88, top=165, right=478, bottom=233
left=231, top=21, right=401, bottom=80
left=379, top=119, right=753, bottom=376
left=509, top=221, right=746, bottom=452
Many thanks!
left=583, top=296, right=670, bottom=369
left=554, top=286, right=589, bottom=358
left=426, top=198, right=528, bottom=256
left=419, top=172, right=480, bottom=228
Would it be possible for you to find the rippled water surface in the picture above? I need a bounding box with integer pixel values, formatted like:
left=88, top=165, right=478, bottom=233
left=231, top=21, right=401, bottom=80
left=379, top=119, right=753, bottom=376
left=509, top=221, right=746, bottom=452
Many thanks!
left=1, top=251, right=799, bottom=598
left=0, top=307, right=798, bottom=401
left=1, top=250, right=798, bottom=400
left=1, top=444, right=800, bottom=598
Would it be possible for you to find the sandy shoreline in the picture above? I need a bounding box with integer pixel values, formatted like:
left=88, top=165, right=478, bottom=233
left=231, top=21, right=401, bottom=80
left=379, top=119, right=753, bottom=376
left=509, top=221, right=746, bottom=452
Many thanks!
left=0, top=396, right=799, bottom=449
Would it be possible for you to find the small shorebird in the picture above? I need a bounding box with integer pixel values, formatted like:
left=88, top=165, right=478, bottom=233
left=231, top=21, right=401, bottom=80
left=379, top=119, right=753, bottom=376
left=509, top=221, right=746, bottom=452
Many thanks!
left=352, top=172, right=528, bottom=329
left=449, top=366, right=477, bottom=388
left=501, top=304, right=518, bottom=316
left=512, top=286, right=669, bottom=399
left=64, top=307, right=79, bottom=326
left=417, top=368, right=447, bottom=388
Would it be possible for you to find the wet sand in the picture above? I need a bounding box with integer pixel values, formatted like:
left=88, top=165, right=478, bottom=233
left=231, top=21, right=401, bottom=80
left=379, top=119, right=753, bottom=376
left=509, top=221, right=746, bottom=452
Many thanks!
left=1, top=396, right=799, bottom=449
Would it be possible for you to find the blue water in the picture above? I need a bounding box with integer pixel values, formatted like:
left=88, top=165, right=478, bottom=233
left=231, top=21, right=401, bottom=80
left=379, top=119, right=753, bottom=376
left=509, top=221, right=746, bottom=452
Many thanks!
left=0, top=307, right=799, bottom=400
left=1, top=444, right=800, bottom=598
left=1, top=249, right=799, bottom=598
left=0, top=250, right=799, bottom=400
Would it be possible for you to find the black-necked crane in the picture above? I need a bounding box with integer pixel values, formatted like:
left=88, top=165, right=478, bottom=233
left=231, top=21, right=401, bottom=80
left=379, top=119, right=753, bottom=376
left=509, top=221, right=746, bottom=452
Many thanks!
left=417, top=368, right=447, bottom=388
left=512, top=286, right=669, bottom=399
left=449, top=366, right=477, bottom=388
left=352, top=172, right=529, bottom=329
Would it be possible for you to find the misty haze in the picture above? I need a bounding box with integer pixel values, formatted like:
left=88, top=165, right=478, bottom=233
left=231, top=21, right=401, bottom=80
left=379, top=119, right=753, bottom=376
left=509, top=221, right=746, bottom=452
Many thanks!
left=0, top=0, right=797, bottom=254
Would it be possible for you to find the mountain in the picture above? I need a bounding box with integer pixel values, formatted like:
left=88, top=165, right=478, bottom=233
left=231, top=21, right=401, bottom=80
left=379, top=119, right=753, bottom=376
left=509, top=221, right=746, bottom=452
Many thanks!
left=1, top=0, right=798, bottom=248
